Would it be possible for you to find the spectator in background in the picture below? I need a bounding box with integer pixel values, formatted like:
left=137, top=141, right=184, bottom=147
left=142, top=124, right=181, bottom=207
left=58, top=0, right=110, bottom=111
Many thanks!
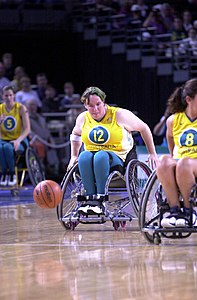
left=35, top=72, right=49, bottom=101
left=160, top=2, right=175, bottom=32
left=121, top=0, right=137, bottom=16
left=26, top=98, right=59, bottom=178
left=128, top=4, right=144, bottom=25
left=41, top=84, right=66, bottom=172
left=193, top=19, right=197, bottom=30
left=59, top=81, right=80, bottom=111
left=171, top=16, right=187, bottom=42
left=137, top=0, right=149, bottom=20
left=11, top=66, right=27, bottom=92
left=153, top=106, right=171, bottom=147
left=42, top=85, right=60, bottom=113
left=0, top=62, right=10, bottom=99
left=179, top=27, right=197, bottom=56
left=143, top=5, right=168, bottom=34
left=182, top=9, right=193, bottom=33
left=65, top=93, right=85, bottom=134
left=168, top=16, right=187, bottom=60
left=2, top=52, right=14, bottom=80
left=15, top=75, right=42, bottom=109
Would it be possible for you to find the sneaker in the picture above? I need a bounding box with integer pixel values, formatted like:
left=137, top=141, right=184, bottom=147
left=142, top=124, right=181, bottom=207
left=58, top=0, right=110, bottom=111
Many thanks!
left=78, top=197, right=105, bottom=215
left=87, top=205, right=104, bottom=215
left=0, top=174, right=9, bottom=186
left=161, top=206, right=182, bottom=228
left=175, top=216, right=189, bottom=227
left=78, top=205, right=90, bottom=215
left=161, top=215, right=177, bottom=228
left=78, top=204, right=105, bottom=215
left=192, top=211, right=197, bottom=227
left=162, top=212, right=197, bottom=228
left=7, top=174, right=17, bottom=187
left=181, top=208, right=197, bottom=227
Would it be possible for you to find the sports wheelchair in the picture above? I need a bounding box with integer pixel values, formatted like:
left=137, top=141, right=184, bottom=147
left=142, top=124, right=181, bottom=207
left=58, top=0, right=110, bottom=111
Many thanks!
left=139, top=170, right=197, bottom=245
left=57, top=151, right=152, bottom=231
left=0, top=146, right=45, bottom=196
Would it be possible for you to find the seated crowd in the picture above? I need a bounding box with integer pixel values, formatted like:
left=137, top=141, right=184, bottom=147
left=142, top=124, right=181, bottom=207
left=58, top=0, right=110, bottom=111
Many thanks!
left=81, top=1, right=197, bottom=60
left=0, top=0, right=197, bottom=186
left=0, top=52, right=84, bottom=185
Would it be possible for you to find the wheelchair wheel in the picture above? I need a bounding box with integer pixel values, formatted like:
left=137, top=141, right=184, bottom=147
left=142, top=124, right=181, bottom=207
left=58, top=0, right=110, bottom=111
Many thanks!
left=57, top=163, right=83, bottom=230
left=126, top=159, right=152, bottom=217
left=25, top=147, right=45, bottom=187
left=139, top=170, right=161, bottom=243
left=105, top=170, right=133, bottom=224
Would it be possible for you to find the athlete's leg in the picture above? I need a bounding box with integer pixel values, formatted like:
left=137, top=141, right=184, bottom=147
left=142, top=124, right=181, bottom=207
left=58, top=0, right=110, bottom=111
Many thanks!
left=4, top=142, right=15, bottom=175
left=156, top=155, right=179, bottom=208
left=176, top=157, right=197, bottom=208
left=78, top=151, right=96, bottom=196
left=94, top=150, right=123, bottom=194
left=16, top=138, right=29, bottom=155
left=0, top=140, right=8, bottom=174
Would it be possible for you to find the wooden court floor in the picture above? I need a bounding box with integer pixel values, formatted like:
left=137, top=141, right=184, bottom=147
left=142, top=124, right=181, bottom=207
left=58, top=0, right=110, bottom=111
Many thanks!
left=1, top=187, right=197, bottom=300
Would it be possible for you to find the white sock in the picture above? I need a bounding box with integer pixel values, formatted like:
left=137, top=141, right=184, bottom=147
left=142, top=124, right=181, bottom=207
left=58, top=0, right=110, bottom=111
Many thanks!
left=97, top=194, right=105, bottom=199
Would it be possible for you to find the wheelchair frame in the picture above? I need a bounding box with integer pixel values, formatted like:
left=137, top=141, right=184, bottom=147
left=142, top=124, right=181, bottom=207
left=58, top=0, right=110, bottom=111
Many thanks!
left=0, top=146, right=45, bottom=196
left=57, top=159, right=151, bottom=231
left=139, top=170, right=197, bottom=245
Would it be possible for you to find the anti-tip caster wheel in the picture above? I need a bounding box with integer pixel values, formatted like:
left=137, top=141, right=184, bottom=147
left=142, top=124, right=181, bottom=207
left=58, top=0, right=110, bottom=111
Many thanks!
left=120, top=221, right=126, bottom=229
left=153, top=234, right=161, bottom=245
left=70, top=221, right=79, bottom=231
left=11, top=188, right=20, bottom=197
left=113, top=221, right=120, bottom=231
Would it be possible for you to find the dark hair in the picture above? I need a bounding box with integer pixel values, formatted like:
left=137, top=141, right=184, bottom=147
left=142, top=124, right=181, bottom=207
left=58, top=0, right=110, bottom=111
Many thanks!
left=167, top=78, right=197, bottom=114
left=81, top=86, right=106, bottom=103
left=36, top=72, right=47, bottom=78
left=2, top=85, right=15, bottom=93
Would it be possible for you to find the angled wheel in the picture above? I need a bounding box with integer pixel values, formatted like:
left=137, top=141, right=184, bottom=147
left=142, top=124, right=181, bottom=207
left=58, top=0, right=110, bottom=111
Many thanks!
left=25, top=147, right=45, bottom=187
left=57, top=163, right=83, bottom=230
left=139, top=170, right=161, bottom=243
left=105, top=170, right=133, bottom=223
left=126, top=159, right=152, bottom=217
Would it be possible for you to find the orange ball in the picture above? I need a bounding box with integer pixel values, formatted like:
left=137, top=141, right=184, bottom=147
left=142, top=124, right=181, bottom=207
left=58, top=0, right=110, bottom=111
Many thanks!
left=33, top=180, right=63, bottom=209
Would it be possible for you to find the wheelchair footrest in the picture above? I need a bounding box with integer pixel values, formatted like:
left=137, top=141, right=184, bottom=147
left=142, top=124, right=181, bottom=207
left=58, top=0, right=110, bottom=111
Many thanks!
left=62, top=214, right=132, bottom=224
left=112, top=216, right=132, bottom=222
left=62, top=215, right=107, bottom=223
left=143, top=225, right=197, bottom=234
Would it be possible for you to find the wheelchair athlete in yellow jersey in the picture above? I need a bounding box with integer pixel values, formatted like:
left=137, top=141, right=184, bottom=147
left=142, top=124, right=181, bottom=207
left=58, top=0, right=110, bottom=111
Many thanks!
left=0, top=85, right=30, bottom=187
left=156, top=78, right=197, bottom=228
left=67, top=86, right=158, bottom=215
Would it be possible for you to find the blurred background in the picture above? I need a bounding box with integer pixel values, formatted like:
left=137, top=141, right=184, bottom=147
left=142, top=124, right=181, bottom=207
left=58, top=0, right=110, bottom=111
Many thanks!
left=0, top=0, right=197, bottom=180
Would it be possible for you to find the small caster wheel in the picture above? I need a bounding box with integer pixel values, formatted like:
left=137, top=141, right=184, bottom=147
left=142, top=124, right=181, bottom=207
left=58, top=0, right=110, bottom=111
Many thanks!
left=11, top=189, right=19, bottom=197
left=153, top=234, right=161, bottom=245
left=120, top=221, right=126, bottom=229
left=70, top=221, right=78, bottom=231
left=64, top=222, right=72, bottom=230
left=113, top=221, right=120, bottom=231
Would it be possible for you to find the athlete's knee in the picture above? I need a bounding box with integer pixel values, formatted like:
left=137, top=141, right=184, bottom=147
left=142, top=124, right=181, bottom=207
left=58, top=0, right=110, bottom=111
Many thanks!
left=156, top=155, right=176, bottom=179
left=94, top=150, right=109, bottom=165
left=177, top=157, right=193, bottom=173
left=78, top=151, right=94, bottom=165
left=3, top=142, right=14, bottom=153
left=157, top=155, right=174, bottom=170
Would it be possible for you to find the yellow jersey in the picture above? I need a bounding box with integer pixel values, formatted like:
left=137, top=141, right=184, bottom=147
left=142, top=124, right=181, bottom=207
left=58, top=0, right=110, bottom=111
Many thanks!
left=81, top=105, right=134, bottom=161
left=173, top=112, right=197, bottom=159
left=0, top=102, right=22, bottom=140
